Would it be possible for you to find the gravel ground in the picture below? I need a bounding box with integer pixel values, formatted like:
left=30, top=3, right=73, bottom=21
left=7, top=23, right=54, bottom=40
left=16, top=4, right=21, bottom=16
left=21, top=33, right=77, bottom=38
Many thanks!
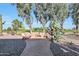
left=50, top=34, right=79, bottom=56
left=50, top=43, right=79, bottom=56
left=60, top=34, right=79, bottom=45
left=0, top=39, right=26, bottom=56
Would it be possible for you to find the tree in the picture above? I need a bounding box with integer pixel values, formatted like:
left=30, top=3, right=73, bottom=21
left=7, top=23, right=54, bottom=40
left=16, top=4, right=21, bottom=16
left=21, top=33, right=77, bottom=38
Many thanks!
left=0, top=15, right=2, bottom=35
left=57, top=4, right=68, bottom=33
left=68, top=4, right=79, bottom=33
left=34, top=4, right=48, bottom=33
left=16, top=3, right=33, bottom=34
left=7, top=27, right=12, bottom=33
left=46, top=4, right=68, bottom=42
left=12, top=19, right=22, bottom=33
left=0, top=15, right=5, bottom=35
left=34, top=4, right=68, bottom=42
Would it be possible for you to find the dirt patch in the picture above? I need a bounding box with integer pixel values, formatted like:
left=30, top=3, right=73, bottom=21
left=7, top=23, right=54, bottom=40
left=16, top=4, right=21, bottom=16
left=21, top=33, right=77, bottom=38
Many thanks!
left=59, top=34, right=79, bottom=45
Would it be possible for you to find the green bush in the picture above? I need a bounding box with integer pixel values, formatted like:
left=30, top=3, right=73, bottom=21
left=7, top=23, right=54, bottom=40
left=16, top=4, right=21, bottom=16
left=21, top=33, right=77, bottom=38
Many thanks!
left=64, top=29, right=73, bottom=32
left=32, top=28, right=42, bottom=32
left=64, top=29, right=79, bottom=33
left=25, top=29, right=30, bottom=32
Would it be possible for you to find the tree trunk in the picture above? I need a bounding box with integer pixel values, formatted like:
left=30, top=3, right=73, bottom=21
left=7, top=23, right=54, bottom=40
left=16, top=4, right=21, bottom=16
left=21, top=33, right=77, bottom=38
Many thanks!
left=42, top=25, right=46, bottom=37
left=60, top=20, right=64, bottom=29
left=43, top=27, right=45, bottom=33
left=0, top=26, right=2, bottom=35
left=60, top=20, right=64, bottom=34
left=75, top=19, right=79, bottom=33
left=29, top=23, right=32, bottom=34
left=75, top=24, right=78, bottom=33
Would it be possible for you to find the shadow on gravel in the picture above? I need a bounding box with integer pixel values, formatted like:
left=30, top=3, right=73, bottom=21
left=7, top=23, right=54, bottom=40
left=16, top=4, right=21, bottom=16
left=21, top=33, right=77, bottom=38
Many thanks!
left=0, top=39, right=26, bottom=56
left=50, top=42, right=79, bottom=56
left=66, top=43, right=79, bottom=54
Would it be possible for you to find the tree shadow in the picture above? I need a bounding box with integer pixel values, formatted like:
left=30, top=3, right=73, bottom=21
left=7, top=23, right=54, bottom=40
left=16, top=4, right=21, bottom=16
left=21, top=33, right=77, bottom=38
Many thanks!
left=0, top=39, right=26, bottom=56
left=66, top=43, right=79, bottom=54
left=50, top=42, right=79, bottom=56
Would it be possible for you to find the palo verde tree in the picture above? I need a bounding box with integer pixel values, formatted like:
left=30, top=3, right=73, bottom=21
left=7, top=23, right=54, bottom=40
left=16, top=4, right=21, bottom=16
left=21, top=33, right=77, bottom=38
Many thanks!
left=7, top=27, right=12, bottom=33
left=12, top=19, right=22, bottom=33
left=0, top=15, right=2, bottom=35
left=34, top=4, right=48, bottom=33
left=46, top=4, right=68, bottom=42
left=57, top=4, right=68, bottom=33
left=16, top=3, right=33, bottom=34
left=68, top=4, right=79, bottom=33
left=0, top=15, right=5, bottom=35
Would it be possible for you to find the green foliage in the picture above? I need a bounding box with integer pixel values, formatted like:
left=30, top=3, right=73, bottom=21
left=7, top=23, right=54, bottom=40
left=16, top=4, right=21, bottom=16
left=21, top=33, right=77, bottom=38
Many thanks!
left=6, top=27, right=16, bottom=35
left=34, top=4, right=48, bottom=32
left=3, top=29, right=6, bottom=32
left=12, top=19, right=23, bottom=33
left=25, top=28, right=41, bottom=32
left=16, top=3, right=33, bottom=33
left=49, top=20, right=62, bottom=42
left=33, top=4, right=68, bottom=42
left=7, top=27, right=12, bottom=33
left=64, top=29, right=73, bottom=32
left=0, top=15, right=2, bottom=34
left=0, top=15, right=5, bottom=35
left=32, top=27, right=43, bottom=32
left=25, top=29, right=30, bottom=32
left=15, top=3, right=68, bottom=42
left=45, top=4, right=68, bottom=42
left=25, top=27, right=48, bottom=32
left=7, top=27, right=11, bottom=31
left=57, top=4, right=68, bottom=29
left=69, top=4, right=79, bottom=33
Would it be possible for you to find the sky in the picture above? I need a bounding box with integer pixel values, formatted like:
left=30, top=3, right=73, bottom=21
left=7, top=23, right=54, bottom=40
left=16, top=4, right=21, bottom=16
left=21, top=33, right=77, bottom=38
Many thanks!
left=0, top=3, right=74, bottom=29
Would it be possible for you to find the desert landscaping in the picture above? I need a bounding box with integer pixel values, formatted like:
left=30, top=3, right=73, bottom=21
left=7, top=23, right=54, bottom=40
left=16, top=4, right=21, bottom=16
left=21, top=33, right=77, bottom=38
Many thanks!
left=0, top=3, right=79, bottom=56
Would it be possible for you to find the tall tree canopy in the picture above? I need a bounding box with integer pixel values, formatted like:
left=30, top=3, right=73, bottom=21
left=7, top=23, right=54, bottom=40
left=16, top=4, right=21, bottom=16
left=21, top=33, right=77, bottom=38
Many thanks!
left=16, top=3, right=33, bottom=33
left=34, top=3, right=68, bottom=42
left=12, top=19, right=22, bottom=32
left=35, top=4, right=67, bottom=42
left=15, top=3, right=68, bottom=42
left=34, top=4, right=48, bottom=33
left=69, top=4, right=79, bottom=33
left=0, top=15, right=5, bottom=35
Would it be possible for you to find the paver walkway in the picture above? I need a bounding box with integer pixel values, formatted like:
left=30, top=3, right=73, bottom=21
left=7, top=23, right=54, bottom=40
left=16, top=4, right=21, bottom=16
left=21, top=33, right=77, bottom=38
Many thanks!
left=21, top=40, right=53, bottom=56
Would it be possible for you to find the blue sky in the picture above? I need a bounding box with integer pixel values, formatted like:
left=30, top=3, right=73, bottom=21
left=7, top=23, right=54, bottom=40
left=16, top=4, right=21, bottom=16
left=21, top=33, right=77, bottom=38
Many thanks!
left=0, top=3, right=74, bottom=29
